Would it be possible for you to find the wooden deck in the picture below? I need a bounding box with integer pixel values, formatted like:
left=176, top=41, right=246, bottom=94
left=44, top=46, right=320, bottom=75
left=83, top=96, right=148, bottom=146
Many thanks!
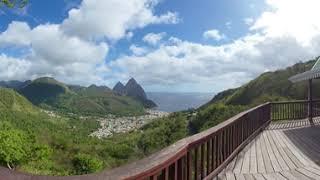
left=215, top=119, right=320, bottom=180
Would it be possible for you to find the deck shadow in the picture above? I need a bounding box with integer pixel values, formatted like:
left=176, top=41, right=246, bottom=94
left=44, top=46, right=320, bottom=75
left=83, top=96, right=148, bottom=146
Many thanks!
left=283, top=125, right=320, bottom=165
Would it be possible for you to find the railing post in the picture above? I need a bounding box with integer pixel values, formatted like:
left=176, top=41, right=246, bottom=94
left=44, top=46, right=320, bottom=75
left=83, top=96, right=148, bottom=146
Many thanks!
left=308, top=79, right=314, bottom=126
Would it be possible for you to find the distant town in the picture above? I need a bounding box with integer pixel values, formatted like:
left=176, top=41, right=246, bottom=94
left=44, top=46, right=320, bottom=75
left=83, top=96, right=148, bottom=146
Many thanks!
left=90, top=110, right=169, bottom=138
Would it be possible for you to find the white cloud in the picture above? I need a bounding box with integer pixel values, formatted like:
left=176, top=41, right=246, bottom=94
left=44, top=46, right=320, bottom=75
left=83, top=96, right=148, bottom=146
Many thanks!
left=0, top=21, right=109, bottom=85
left=102, top=0, right=320, bottom=92
left=108, top=34, right=316, bottom=92
left=62, top=0, right=180, bottom=40
left=251, top=0, right=320, bottom=45
left=0, top=54, right=31, bottom=80
left=0, top=0, right=179, bottom=86
left=129, top=45, right=148, bottom=56
left=2, top=0, right=320, bottom=92
left=143, top=32, right=166, bottom=45
left=244, top=18, right=254, bottom=25
left=0, top=21, right=31, bottom=46
left=203, top=29, right=226, bottom=41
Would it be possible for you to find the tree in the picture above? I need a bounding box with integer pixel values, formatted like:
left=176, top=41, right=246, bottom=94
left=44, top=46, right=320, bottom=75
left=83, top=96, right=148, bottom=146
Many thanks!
left=72, top=154, right=103, bottom=175
left=1, top=0, right=28, bottom=8
left=0, top=129, right=30, bottom=169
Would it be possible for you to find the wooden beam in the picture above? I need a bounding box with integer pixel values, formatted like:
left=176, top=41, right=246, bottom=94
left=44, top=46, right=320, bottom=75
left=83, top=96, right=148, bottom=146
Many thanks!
left=308, top=79, right=314, bottom=125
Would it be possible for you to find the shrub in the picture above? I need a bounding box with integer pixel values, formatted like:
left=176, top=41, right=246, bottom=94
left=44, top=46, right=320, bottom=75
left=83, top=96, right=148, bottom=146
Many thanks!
left=72, top=154, right=103, bottom=174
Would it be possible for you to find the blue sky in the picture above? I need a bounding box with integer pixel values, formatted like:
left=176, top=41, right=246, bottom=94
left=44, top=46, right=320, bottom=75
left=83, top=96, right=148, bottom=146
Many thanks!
left=0, top=0, right=319, bottom=92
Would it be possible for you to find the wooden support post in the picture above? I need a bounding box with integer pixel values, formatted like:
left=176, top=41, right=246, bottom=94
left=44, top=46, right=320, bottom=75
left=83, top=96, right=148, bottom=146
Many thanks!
left=308, top=79, right=314, bottom=126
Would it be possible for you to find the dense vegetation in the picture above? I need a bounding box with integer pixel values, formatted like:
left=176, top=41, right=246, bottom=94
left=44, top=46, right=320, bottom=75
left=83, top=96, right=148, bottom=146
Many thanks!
left=205, top=59, right=320, bottom=106
left=192, top=58, right=320, bottom=132
left=1, top=58, right=319, bottom=176
left=19, top=77, right=145, bottom=116
left=0, top=88, right=188, bottom=175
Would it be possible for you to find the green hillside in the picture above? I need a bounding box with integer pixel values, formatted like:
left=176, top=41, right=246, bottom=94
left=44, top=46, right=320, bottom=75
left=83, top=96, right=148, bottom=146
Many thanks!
left=0, top=87, right=188, bottom=175
left=193, top=58, right=320, bottom=132
left=0, top=88, right=39, bottom=115
left=206, top=59, right=319, bottom=106
left=19, top=77, right=145, bottom=116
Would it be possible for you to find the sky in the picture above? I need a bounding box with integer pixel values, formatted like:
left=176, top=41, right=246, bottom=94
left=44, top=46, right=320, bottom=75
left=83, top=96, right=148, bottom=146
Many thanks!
left=0, top=0, right=320, bottom=93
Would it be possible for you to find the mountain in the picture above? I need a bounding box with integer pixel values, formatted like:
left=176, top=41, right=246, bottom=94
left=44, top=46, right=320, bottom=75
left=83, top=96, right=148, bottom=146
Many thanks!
left=125, top=78, right=147, bottom=99
left=205, top=59, right=318, bottom=107
left=192, top=58, right=320, bottom=133
left=113, top=82, right=126, bottom=95
left=0, top=80, right=31, bottom=90
left=19, top=77, right=144, bottom=116
left=19, top=77, right=71, bottom=105
left=113, top=78, right=157, bottom=108
left=0, top=88, right=39, bottom=115
left=147, top=92, right=213, bottom=112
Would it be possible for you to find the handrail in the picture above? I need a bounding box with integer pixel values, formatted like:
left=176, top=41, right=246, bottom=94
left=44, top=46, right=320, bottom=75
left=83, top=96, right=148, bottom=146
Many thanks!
left=0, top=102, right=272, bottom=180
left=271, top=99, right=320, bottom=121
left=271, top=99, right=320, bottom=104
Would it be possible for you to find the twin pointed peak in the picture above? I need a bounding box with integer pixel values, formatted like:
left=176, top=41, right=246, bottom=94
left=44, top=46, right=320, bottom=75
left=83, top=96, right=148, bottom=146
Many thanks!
left=127, top=78, right=137, bottom=85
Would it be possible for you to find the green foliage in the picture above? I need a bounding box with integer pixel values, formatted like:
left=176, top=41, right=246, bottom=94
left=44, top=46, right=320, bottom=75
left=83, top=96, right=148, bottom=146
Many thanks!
left=1, top=0, right=27, bottom=8
left=190, top=103, right=246, bottom=133
left=138, top=113, right=188, bottom=154
left=215, top=59, right=320, bottom=106
left=72, top=154, right=103, bottom=174
left=0, top=87, right=190, bottom=175
left=0, top=126, right=30, bottom=169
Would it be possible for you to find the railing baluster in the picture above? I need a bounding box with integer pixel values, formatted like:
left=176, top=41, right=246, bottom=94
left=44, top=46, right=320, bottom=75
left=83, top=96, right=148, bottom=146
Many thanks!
left=194, top=147, right=199, bottom=180
left=187, top=151, right=191, bottom=180
left=201, top=143, right=204, bottom=179
left=207, top=140, right=210, bottom=174
left=211, top=137, right=215, bottom=171
left=164, top=166, right=169, bottom=180
left=174, top=161, right=178, bottom=180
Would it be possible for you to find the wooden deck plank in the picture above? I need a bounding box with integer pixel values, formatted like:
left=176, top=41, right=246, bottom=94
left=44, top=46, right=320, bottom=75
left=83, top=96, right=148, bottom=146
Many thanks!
left=234, top=174, right=245, bottom=180
left=296, top=167, right=320, bottom=179
left=269, top=129, right=296, bottom=170
left=289, top=169, right=312, bottom=180
left=284, top=129, right=320, bottom=166
left=265, top=131, right=290, bottom=171
left=243, top=174, right=255, bottom=180
left=256, top=134, right=266, bottom=174
left=276, top=130, right=311, bottom=167
left=225, top=172, right=236, bottom=180
left=249, top=138, right=258, bottom=174
left=260, top=132, right=274, bottom=173
left=262, top=173, right=276, bottom=180
left=225, top=156, right=237, bottom=172
left=233, top=150, right=245, bottom=174
left=280, top=171, right=301, bottom=180
left=304, top=166, right=320, bottom=176
left=252, top=173, right=266, bottom=180
left=263, top=132, right=281, bottom=172
left=240, top=142, right=251, bottom=173
left=273, top=172, right=288, bottom=180
left=219, top=122, right=320, bottom=180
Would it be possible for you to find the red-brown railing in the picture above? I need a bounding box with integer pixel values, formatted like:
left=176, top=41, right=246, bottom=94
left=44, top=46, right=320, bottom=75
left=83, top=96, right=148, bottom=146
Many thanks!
left=5, top=100, right=320, bottom=180
left=270, top=100, right=320, bottom=121
left=312, top=100, right=320, bottom=117
left=0, top=103, right=272, bottom=180
left=96, top=103, right=272, bottom=180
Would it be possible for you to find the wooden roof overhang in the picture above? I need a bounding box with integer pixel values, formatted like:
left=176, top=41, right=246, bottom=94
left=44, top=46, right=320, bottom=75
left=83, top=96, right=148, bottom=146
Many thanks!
left=289, top=57, right=320, bottom=83
left=288, top=57, right=320, bottom=124
left=289, top=68, right=320, bottom=83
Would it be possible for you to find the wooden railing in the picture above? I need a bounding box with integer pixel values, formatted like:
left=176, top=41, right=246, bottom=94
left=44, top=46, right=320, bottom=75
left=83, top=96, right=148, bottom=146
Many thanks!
left=102, top=103, right=272, bottom=180
left=4, top=100, right=320, bottom=180
left=0, top=103, right=272, bottom=180
left=271, top=100, right=320, bottom=121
